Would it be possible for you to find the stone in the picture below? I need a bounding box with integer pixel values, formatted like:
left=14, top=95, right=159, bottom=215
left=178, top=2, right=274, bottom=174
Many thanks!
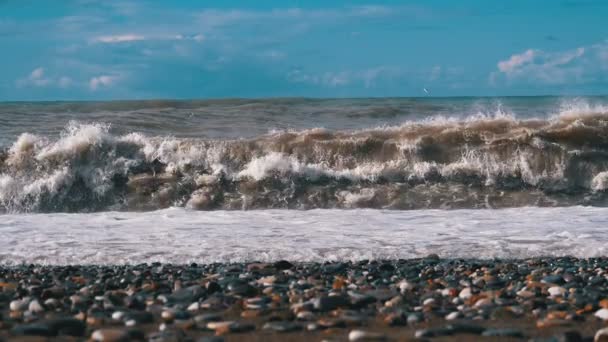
left=206, top=321, right=234, bottom=330
left=165, top=285, right=205, bottom=304
left=10, top=298, right=30, bottom=311
left=263, top=321, right=302, bottom=332
left=595, top=308, right=608, bottom=320
left=407, top=313, right=423, bottom=324
left=445, top=311, right=461, bottom=320
left=459, top=288, right=472, bottom=300
left=398, top=280, right=414, bottom=292
left=124, top=311, right=154, bottom=325
left=296, top=311, right=315, bottom=321
left=222, top=322, right=255, bottom=334
left=90, top=328, right=138, bottom=342
left=274, top=260, right=294, bottom=270
left=187, top=302, right=200, bottom=312
left=313, top=295, right=350, bottom=311
left=384, top=312, right=406, bottom=326
left=422, top=297, right=435, bottom=306
left=46, top=318, right=87, bottom=337
left=348, top=329, right=388, bottom=341
left=415, top=328, right=454, bottom=338
left=548, top=286, right=567, bottom=297
left=446, top=324, right=486, bottom=335
left=482, top=328, right=524, bottom=338
left=11, top=324, right=53, bottom=337
left=227, top=281, right=257, bottom=297
left=194, top=313, right=222, bottom=324
left=542, top=275, right=565, bottom=285
left=27, top=300, right=44, bottom=314
left=596, top=327, right=608, bottom=342
left=149, top=329, right=186, bottom=342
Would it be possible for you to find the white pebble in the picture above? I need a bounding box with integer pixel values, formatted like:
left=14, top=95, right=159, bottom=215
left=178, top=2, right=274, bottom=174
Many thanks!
left=595, top=308, right=608, bottom=321
left=207, top=321, right=234, bottom=330
left=473, top=298, right=492, bottom=308
left=10, top=297, right=30, bottom=311
left=187, top=302, right=200, bottom=312
left=445, top=311, right=460, bottom=320
left=28, top=299, right=44, bottom=313
left=422, top=298, right=435, bottom=306
left=459, top=288, right=472, bottom=300
left=398, top=280, right=414, bottom=293
left=595, top=327, right=608, bottom=341
left=111, top=311, right=125, bottom=321
left=296, top=311, right=315, bottom=321
left=349, top=329, right=387, bottom=341
left=547, top=286, right=566, bottom=297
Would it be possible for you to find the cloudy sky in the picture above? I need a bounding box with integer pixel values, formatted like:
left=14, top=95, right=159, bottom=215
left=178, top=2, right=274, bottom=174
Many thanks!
left=1, top=0, right=607, bottom=100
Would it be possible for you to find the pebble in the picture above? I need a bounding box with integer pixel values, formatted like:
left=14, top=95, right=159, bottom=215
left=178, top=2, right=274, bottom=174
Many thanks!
left=313, top=295, right=350, bottom=311
left=11, top=323, right=53, bottom=337
left=595, top=327, right=608, bottom=342
left=263, top=321, right=302, bottom=332
left=348, top=329, right=388, bottom=341
left=548, top=286, right=567, bottom=297
left=10, top=298, right=30, bottom=311
left=481, top=328, right=524, bottom=338
left=445, top=311, right=461, bottom=320
left=91, top=328, right=137, bottom=342
left=27, top=300, right=44, bottom=314
left=459, top=287, right=472, bottom=300
left=595, top=308, right=608, bottom=320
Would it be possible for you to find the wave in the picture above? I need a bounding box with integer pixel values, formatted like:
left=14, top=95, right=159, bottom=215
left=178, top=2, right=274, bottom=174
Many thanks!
left=2, top=104, right=608, bottom=212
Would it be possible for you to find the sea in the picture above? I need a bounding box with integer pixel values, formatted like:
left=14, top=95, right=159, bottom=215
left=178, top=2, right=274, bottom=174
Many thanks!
left=1, top=96, right=608, bottom=264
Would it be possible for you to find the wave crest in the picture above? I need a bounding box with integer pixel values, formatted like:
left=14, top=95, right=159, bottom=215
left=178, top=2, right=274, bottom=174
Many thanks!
left=2, top=109, right=608, bottom=212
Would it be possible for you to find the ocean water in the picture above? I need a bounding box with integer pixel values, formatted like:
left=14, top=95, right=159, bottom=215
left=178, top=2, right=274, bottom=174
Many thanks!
left=1, top=96, right=608, bottom=264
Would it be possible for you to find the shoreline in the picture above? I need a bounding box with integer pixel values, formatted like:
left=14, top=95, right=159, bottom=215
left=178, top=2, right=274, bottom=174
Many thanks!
left=1, top=257, right=608, bottom=341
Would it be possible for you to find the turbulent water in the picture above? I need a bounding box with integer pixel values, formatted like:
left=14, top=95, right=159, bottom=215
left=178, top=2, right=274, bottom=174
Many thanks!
left=2, top=97, right=608, bottom=213
left=2, top=96, right=608, bottom=263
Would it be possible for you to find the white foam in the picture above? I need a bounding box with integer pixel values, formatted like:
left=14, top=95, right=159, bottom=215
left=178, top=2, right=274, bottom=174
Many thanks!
left=592, top=172, right=608, bottom=191
left=0, top=206, right=607, bottom=265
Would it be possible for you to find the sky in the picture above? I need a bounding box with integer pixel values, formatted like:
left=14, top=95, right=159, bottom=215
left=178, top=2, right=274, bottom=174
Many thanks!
left=1, top=0, right=607, bottom=100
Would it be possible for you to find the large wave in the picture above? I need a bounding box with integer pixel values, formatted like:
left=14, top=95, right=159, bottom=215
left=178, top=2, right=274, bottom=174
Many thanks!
left=2, top=102, right=608, bottom=212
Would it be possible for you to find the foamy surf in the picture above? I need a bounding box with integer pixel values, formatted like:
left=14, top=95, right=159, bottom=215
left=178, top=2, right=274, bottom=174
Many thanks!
left=0, top=207, right=605, bottom=265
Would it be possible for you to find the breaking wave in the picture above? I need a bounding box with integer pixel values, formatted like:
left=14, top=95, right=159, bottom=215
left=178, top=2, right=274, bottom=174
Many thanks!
left=2, top=103, right=608, bottom=212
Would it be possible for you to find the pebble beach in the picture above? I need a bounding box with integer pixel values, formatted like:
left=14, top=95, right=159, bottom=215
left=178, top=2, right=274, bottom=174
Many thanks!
left=2, top=257, right=608, bottom=341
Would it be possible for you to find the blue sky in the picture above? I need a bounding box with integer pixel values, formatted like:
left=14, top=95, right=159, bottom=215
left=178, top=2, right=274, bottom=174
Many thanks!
left=1, top=0, right=607, bottom=100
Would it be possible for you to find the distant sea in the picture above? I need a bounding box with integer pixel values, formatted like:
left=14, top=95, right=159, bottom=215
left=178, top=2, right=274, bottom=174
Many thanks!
left=1, top=96, right=608, bottom=264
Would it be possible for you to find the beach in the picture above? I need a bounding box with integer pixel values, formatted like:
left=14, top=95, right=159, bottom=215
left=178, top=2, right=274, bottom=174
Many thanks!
left=2, top=98, right=608, bottom=340
left=2, top=258, right=608, bottom=341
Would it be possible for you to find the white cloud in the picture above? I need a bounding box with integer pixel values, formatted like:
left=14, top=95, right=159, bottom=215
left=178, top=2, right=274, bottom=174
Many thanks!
left=16, top=67, right=51, bottom=87
left=494, top=41, right=608, bottom=85
left=93, top=33, right=204, bottom=44
left=196, top=6, right=394, bottom=29
left=89, top=75, right=117, bottom=90
left=16, top=67, right=75, bottom=89
left=497, top=49, right=537, bottom=74
left=95, top=34, right=145, bottom=43
left=30, top=67, right=44, bottom=79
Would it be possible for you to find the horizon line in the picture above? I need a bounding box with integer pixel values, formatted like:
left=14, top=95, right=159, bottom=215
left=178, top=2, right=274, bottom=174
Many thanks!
left=2, top=94, right=608, bottom=103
